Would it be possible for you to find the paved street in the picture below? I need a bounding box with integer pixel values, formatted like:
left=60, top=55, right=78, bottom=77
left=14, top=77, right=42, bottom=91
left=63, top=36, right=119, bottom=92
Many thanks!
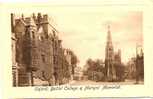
left=68, top=80, right=143, bottom=85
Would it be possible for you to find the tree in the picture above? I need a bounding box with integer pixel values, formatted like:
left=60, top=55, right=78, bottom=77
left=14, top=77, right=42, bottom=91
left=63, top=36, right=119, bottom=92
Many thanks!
left=85, top=58, right=105, bottom=81
left=114, top=63, right=125, bottom=81
left=86, top=58, right=95, bottom=71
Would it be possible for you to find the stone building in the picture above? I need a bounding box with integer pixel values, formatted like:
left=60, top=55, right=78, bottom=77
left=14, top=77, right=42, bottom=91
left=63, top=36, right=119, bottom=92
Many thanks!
left=114, top=49, right=121, bottom=64
left=73, top=66, right=83, bottom=80
left=125, top=46, right=144, bottom=83
left=11, top=13, right=36, bottom=86
left=136, top=46, right=144, bottom=83
left=114, top=49, right=125, bottom=81
left=11, top=13, right=76, bottom=86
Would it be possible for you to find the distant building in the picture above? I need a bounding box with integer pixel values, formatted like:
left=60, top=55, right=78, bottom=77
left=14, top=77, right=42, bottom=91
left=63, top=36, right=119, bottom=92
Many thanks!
left=114, top=49, right=121, bottom=64
left=136, top=45, right=144, bottom=82
left=114, top=49, right=125, bottom=81
left=74, top=66, right=83, bottom=80
left=126, top=57, right=136, bottom=80
left=126, top=45, right=144, bottom=83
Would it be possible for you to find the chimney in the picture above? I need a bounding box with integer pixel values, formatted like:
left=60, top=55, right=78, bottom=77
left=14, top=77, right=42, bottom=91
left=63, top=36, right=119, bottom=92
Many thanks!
left=21, top=13, right=24, bottom=20
left=43, top=14, right=48, bottom=23
left=11, top=13, right=15, bottom=32
left=32, top=13, right=36, bottom=22
left=37, top=12, right=42, bottom=24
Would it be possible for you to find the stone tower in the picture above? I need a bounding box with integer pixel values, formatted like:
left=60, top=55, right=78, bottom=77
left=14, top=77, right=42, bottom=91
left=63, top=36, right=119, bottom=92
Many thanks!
left=23, top=17, right=38, bottom=86
left=105, top=25, right=116, bottom=81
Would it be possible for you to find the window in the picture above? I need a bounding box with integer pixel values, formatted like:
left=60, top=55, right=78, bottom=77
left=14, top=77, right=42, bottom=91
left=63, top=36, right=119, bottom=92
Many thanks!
left=53, top=56, right=56, bottom=64
left=32, top=31, right=35, bottom=39
left=41, top=54, right=45, bottom=63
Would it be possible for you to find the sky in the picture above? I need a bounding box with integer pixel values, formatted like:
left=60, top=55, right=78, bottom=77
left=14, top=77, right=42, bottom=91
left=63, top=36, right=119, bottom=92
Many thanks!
left=18, top=8, right=143, bottom=67
left=47, top=9, right=143, bottom=67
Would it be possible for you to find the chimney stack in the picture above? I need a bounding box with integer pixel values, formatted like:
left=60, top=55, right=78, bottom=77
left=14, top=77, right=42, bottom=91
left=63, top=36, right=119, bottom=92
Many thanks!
left=11, top=13, right=15, bottom=32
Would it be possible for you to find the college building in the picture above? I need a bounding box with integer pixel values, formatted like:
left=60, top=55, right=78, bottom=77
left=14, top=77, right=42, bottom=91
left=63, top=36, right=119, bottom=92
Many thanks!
left=11, top=13, right=76, bottom=86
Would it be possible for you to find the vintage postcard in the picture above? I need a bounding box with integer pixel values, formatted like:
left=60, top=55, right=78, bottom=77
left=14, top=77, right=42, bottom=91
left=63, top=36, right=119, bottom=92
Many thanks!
left=0, top=0, right=153, bottom=98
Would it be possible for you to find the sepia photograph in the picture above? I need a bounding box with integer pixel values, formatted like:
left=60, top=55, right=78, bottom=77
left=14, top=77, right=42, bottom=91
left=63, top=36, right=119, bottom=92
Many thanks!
left=11, top=11, right=144, bottom=87
left=2, top=0, right=153, bottom=98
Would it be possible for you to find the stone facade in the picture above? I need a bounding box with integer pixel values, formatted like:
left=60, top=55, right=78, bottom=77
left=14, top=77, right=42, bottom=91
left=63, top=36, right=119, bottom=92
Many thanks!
left=12, top=32, right=19, bottom=86
left=136, top=46, right=144, bottom=82
left=11, top=13, right=75, bottom=86
left=126, top=46, right=144, bottom=82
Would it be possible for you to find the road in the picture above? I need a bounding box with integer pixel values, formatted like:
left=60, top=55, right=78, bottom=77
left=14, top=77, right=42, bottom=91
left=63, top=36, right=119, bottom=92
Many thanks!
left=68, top=80, right=143, bottom=85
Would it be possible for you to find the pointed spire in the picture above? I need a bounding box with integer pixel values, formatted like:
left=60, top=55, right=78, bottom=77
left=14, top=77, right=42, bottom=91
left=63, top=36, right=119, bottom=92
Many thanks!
left=107, top=25, right=112, bottom=43
left=105, top=25, right=115, bottom=79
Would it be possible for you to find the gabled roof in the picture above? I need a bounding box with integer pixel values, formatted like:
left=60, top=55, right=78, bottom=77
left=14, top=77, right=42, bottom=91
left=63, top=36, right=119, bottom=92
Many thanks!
left=15, top=19, right=26, bottom=27
left=14, top=19, right=26, bottom=33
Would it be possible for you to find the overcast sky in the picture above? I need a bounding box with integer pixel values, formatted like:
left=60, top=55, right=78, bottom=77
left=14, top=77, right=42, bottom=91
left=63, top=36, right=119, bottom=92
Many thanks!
left=46, top=9, right=142, bottom=67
